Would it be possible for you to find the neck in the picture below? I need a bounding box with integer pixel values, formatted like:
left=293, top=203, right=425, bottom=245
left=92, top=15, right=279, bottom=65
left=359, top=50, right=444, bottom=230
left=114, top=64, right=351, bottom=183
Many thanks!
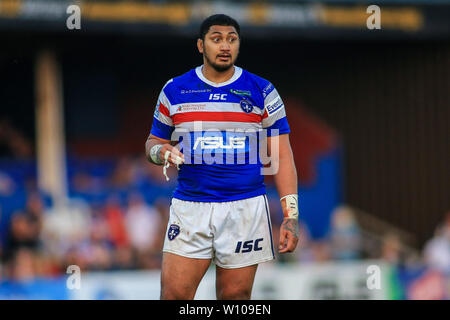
left=201, top=62, right=235, bottom=84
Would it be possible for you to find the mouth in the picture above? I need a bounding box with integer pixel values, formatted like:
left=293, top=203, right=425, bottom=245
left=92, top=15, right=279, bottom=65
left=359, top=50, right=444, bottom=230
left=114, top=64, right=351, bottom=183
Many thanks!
left=217, top=55, right=231, bottom=62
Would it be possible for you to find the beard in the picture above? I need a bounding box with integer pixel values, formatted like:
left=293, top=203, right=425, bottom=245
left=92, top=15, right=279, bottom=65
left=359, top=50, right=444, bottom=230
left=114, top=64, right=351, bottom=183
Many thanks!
left=204, top=49, right=237, bottom=72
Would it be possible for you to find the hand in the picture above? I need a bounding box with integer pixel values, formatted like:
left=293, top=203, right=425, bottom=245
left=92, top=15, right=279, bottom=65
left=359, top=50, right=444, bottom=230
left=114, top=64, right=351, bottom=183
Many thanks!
left=278, top=218, right=299, bottom=253
left=160, top=143, right=185, bottom=167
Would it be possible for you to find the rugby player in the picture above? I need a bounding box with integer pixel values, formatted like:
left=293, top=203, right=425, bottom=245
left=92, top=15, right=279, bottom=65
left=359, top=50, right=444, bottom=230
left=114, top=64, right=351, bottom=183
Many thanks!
left=145, top=14, right=299, bottom=300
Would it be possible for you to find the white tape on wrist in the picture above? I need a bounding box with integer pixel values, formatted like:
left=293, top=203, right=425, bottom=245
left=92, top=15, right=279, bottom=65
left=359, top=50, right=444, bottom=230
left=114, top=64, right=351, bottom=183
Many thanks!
left=149, top=144, right=163, bottom=165
left=280, top=194, right=299, bottom=220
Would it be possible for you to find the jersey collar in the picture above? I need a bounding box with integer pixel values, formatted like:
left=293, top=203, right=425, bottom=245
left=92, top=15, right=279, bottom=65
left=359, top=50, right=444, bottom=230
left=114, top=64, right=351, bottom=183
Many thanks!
left=195, top=65, right=243, bottom=87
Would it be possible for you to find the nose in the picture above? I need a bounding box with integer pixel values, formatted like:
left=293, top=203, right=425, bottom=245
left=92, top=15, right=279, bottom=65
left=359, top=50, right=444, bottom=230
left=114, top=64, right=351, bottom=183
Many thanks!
left=220, top=41, right=231, bottom=51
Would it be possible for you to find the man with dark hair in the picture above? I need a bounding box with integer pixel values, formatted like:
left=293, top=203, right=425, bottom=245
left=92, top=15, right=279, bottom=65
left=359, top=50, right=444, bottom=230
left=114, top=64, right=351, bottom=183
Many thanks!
left=199, top=14, right=240, bottom=42
left=145, top=14, right=299, bottom=300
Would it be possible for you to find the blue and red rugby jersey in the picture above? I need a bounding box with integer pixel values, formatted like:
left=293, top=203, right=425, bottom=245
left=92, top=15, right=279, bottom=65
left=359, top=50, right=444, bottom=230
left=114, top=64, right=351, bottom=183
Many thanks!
left=150, top=65, right=290, bottom=202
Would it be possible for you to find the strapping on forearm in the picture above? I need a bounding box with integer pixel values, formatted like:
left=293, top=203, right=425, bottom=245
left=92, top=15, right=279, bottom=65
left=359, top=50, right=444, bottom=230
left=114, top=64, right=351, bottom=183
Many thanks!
left=280, top=194, right=299, bottom=220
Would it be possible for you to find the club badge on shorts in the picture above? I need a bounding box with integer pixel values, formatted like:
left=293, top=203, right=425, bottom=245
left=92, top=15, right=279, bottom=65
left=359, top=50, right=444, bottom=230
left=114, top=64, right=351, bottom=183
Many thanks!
left=240, top=99, right=253, bottom=113
left=168, top=224, right=180, bottom=241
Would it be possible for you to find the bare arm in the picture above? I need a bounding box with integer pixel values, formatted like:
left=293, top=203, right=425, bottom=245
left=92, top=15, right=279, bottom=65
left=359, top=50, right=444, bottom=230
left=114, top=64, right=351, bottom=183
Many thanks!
left=269, top=134, right=297, bottom=198
left=267, top=133, right=300, bottom=253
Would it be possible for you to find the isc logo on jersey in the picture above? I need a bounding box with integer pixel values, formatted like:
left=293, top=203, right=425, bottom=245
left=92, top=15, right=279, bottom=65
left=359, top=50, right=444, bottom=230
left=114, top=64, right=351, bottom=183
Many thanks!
left=193, top=136, right=246, bottom=150
left=209, top=93, right=227, bottom=101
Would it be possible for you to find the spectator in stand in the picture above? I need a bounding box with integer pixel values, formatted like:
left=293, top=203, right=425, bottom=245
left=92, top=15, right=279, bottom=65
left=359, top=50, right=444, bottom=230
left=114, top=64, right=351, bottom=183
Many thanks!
left=423, top=211, right=450, bottom=275
left=112, top=245, right=136, bottom=270
left=109, top=157, right=135, bottom=189
left=329, top=205, right=361, bottom=260
left=380, top=233, right=402, bottom=264
left=40, top=197, right=92, bottom=273
left=152, top=197, right=171, bottom=252
left=0, top=205, right=2, bottom=266
left=0, top=171, right=16, bottom=197
left=103, top=195, right=136, bottom=270
left=2, top=200, right=43, bottom=280
left=310, top=240, right=332, bottom=263
left=295, top=221, right=315, bottom=263
left=8, top=248, right=36, bottom=281
left=0, top=118, right=32, bottom=159
left=104, top=194, right=129, bottom=249
left=3, top=213, right=33, bottom=274
left=125, top=192, right=160, bottom=252
left=3, top=192, right=44, bottom=262
left=126, top=194, right=165, bottom=269
left=77, top=212, right=114, bottom=271
left=23, top=192, right=44, bottom=244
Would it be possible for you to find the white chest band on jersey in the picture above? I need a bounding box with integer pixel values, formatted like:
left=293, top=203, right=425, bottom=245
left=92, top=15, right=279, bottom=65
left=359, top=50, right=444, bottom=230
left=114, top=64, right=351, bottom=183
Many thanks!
left=280, top=194, right=299, bottom=220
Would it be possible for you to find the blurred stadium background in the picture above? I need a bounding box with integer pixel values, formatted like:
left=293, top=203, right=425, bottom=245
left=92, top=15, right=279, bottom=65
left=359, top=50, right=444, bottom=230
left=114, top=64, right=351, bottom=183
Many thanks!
left=0, top=0, right=449, bottom=299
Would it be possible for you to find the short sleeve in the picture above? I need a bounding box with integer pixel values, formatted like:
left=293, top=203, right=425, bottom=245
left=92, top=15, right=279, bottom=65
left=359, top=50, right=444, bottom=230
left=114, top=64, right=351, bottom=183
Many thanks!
left=261, top=83, right=290, bottom=137
left=150, top=81, right=175, bottom=140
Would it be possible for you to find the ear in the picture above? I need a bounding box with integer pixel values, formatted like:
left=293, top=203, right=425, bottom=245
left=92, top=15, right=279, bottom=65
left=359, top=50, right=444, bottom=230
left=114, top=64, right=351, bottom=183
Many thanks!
left=197, top=38, right=204, bottom=54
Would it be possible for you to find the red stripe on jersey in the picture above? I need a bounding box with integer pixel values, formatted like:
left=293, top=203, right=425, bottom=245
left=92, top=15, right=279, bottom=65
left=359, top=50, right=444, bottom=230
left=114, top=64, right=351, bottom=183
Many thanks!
left=262, top=109, right=268, bottom=119
left=159, top=103, right=170, bottom=117
left=173, top=112, right=262, bottom=124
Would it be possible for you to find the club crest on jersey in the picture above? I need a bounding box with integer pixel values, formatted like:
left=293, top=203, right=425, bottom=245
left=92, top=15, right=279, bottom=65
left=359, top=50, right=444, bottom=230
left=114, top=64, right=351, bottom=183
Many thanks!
left=240, top=99, right=253, bottom=113
left=167, top=224, right=180, bottom=241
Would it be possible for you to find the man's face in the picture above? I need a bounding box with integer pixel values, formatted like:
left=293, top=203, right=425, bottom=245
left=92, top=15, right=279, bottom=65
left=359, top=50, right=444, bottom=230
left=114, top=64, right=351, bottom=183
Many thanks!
left=198, top=25, right=240, bottom=72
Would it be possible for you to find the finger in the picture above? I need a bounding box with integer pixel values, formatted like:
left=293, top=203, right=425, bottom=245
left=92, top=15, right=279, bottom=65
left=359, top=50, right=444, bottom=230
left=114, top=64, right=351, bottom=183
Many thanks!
left=169, top=145, right=185, bottom=160
left=170, top=152, right=185, bottom=166
left=285, top=236, right=298, bottom=252
left=279, top=246, right=289, bottom=253
left=285, top=232, right=299, bottom=252
left=279, top=231, right=298, bottom=253
left=162, top=148, right=185, bottom=166
left=278, top=230, right=288, bottom=252
left=167, top=146, right=185, bottom=163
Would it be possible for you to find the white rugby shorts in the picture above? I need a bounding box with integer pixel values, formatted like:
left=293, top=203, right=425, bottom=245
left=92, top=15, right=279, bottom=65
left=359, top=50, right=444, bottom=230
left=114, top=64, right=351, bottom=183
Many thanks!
left=162, top=194, right=275, bottom=269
